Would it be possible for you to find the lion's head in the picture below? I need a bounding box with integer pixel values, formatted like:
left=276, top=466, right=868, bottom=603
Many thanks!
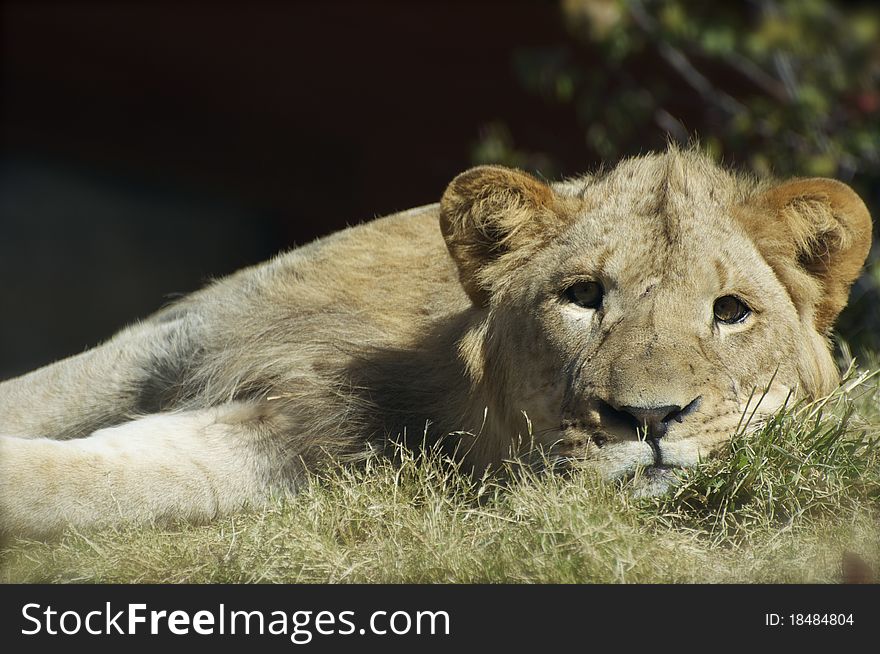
left=439, top=148, right=872, bottom=494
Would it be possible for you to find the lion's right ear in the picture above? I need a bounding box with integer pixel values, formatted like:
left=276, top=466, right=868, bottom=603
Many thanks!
left=440, top=165, right=571, bottom=306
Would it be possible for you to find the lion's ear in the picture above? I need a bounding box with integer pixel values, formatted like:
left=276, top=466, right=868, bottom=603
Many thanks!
left=740, top=178, right=872, bottom=333
left=440, top=165, right=571, bottom=306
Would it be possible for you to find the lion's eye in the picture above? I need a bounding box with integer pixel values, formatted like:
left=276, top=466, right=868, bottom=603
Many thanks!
left=564, top=281, right=603, bottom=309
left=713, top=295, right=751, bottom=324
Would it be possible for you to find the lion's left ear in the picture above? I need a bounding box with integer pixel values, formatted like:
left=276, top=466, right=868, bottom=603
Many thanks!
left=440, top=165, right=572, bottom=306
left=739, top=178, right=873, bottom=333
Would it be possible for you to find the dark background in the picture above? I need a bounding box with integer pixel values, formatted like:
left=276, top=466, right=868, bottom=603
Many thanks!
left=1, top=1, right=595, bottom=378
left=2, top=1, right=878, bottom=379
left=0, top=2, right=593, bottom=377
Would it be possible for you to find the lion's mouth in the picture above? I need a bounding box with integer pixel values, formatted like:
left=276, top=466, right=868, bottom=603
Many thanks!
left=553, top=415, right=713, bottom=493
left=548, top=434, right=685, bottom=496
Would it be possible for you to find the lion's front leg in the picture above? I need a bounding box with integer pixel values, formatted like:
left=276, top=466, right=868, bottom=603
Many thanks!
left=0, top=316, right=199, bottom=440
left=0, top=402, right=298, bottom=538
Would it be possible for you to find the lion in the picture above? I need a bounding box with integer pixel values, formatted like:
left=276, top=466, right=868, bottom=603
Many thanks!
left=0, top=147, right=872, bottom=537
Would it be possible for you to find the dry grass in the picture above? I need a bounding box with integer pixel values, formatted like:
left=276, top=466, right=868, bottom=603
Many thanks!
left=2, top=367, right=878, bottom=584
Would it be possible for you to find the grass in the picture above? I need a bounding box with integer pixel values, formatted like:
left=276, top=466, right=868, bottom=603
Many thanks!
left=2, top=367, right=878, bottom=584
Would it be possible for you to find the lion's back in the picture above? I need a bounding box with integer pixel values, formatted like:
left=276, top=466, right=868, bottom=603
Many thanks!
left=144, top=203, right=470, bottom=407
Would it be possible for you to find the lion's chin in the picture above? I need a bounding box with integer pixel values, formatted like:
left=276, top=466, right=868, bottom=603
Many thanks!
left=627, top=465, right=681, bottom=498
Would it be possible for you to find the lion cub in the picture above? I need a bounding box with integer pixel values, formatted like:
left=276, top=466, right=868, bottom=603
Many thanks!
left=0, top=147, right=872, bottom=535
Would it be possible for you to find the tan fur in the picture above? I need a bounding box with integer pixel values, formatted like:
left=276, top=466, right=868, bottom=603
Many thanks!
left=0, top=146, right=872, bottom=536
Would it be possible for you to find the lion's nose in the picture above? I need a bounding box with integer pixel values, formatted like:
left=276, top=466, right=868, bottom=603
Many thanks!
left=601, top=396, right=701, bottom=441
left=618, top=405, right=682, bottom=440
